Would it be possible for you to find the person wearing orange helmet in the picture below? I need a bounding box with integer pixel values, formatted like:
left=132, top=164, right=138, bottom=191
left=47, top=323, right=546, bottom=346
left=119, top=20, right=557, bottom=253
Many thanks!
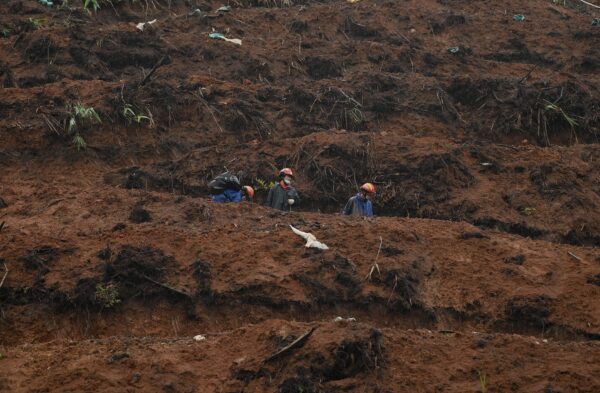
left=208, top=171, right=254, bottom=203
left=266, top=168, right=300, bottom=210
left=342, top=183, right=375, bottom=217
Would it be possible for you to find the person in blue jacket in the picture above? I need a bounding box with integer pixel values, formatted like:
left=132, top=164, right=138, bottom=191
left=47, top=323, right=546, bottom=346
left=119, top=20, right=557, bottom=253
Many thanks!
left=209, top=171, right=254, bottom=203
left=211, top=186, right=254, bottom=203
left=342, top=183, right=375, bottom=217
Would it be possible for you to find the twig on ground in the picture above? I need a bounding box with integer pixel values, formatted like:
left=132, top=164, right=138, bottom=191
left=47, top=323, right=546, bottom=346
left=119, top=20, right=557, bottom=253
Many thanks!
left=518, top=64, right=538, bottom=85
left=142, top=274, right=191, bottom=298
left=567, top=251, right=582, bottom=262
left=0, top=264, right=8, bottom=289
left=264, top=327, right=315, bottom=363
left=366, top=236, right=383, bottom=281
left=139, top=55, right=167, bottom=87
left=387, top=274, right=398, bottom=305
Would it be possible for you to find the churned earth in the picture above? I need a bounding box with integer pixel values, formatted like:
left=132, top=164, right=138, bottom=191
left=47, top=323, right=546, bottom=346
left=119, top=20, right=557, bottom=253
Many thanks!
left=0, top=0, right=599, bottom=392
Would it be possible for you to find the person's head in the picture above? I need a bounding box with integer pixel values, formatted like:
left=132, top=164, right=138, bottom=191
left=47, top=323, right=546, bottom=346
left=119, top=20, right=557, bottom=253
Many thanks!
left=242, top=186, right=255, bottom=201
left=359, top=183, right=376, bottom=199
left=279, top=168, right=294, bottom=185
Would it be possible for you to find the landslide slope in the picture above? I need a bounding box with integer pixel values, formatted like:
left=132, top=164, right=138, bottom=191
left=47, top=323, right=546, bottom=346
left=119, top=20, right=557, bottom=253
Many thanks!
left=1, top=0, right=600, bottom=392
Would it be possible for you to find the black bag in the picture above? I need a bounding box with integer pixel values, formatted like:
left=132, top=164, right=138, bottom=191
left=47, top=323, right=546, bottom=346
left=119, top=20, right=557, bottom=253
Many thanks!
left=208, top=172, right=241, bottom=194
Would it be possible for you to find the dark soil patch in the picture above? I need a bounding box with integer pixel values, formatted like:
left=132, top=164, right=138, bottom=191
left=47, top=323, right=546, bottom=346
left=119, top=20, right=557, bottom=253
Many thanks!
left=503, top=255, right=526, bottom=265
left=506, top=296, right=553, bottom=328
left=103, top=245, right=176, bottom=300
left=129, top=206, right=152, bottom=223
left=322, top=328, right=384, bottom=380
left=21, top=246, right=59, bottom=273
left=304, top=56, right=342, bottom=79
left=587, top=274, right=600, bottom=287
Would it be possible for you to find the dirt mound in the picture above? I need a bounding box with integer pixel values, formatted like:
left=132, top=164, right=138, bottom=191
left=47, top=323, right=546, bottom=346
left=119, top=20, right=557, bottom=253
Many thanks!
left=1, top=0, right=600, bottom=391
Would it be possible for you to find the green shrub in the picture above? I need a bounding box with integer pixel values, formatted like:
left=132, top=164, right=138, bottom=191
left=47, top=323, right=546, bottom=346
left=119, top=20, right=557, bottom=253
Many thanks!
left=95, top=282, right=121, bottom=308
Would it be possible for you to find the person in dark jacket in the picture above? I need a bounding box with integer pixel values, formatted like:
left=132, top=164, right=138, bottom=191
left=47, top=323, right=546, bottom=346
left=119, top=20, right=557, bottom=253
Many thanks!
left=266, top=168, right=300, bottom=211
left=342, top=183, right=375, bottom=217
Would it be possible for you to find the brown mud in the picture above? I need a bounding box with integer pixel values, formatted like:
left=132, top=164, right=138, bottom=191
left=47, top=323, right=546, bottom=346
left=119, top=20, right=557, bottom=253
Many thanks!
left=1, top=0, right=600, bottom=392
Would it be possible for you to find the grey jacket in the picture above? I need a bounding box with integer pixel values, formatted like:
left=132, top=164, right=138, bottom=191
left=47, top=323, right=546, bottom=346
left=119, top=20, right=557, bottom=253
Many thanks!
left=266, top=183, right=300, bottom=210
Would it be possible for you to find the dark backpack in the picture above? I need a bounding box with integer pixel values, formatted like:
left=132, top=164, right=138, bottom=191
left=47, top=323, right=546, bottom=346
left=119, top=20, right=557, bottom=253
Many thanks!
left=208, top=172, right=241, bottom=194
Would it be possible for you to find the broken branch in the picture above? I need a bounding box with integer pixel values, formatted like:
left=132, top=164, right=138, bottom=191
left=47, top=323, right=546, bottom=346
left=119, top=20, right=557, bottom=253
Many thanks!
left=139, top=55, right=167, bottom=87
left=366, top=236, right=383, bottom=281
left=0, top=263, right=8, bottom=289
left=264, top=327, right=315, bottom=363
left=142, top=274, right=191, bottom=298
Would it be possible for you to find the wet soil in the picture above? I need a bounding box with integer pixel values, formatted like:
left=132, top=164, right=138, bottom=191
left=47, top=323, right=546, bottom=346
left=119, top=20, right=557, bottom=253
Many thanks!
left=1, top=0, right=600, bottom=391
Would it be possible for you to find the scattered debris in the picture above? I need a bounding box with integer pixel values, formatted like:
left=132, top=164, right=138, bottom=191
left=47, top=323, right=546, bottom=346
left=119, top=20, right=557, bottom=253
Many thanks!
left=333, top=316, right=357, bottom=322
left=208, top=32, right=242, bottom=46
left=193, top=335, right=207, bottom=342
left=480, top=162, right=493, bottom=167
left=217, top=5, right=232, bottom=12
left=593, top=18, right=600, bottom=26
left=513, top=14, right=526, bottom=22
left=290, top=226, right=329, bottom=250
left=264, top=328, right=315, bottom=363
left=448, top=47, right=460, bottom=54
left=188, top=9, right=204, bottom=17
left=136, top=19, right=157, bottom=32
left=579, top=0, right=600, bottom=10
left=567, top=251, right=582, bottom=262
left=0, top=222, right=4, bottom=232
left=38, top=0, right=53, bottom=6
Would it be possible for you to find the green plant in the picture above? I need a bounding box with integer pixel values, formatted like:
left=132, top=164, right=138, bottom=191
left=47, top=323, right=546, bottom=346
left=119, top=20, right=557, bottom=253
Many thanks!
left=95, top=282, right=121, bottom=308
left=255, top=178, right=276, bottom=191
left=123, top=104, right=154, bottom=126
left=67, top=103, right=101, bottom=150
left=521, top=207, right=536, bottom=216
left=83, top=0, right=101, bottom=11
left=1, top=27, right=12, bottom=38
left=73, top=103, right=101, bottom=123
left=72, top=133, right=87, bottom=151
left=478, top=371, right=487, bottom=393
left=544, top=101, right=578, bottom=128
left=28, top=18, right=45, bottom=30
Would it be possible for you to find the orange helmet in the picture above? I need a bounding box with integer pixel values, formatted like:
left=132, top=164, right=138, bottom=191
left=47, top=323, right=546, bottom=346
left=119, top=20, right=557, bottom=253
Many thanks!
left=242, top=186, right=255, bottom=199
left=360, top=183, right=376, bottom=194
left=279, top=168, right=294, bottom=178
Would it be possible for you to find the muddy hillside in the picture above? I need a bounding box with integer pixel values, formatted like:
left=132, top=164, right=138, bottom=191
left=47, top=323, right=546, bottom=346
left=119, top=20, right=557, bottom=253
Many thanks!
left=1, top=0, right=599, bottom=392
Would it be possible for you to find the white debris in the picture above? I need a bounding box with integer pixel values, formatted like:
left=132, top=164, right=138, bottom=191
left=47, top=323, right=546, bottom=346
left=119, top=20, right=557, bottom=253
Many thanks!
left=136, top=19, right=157, bottom=31
left=193, top=335, right=206, bottom=342
left=333, top=316, right=356, bottom=323
left=290, top=225, right=329, bottom=250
